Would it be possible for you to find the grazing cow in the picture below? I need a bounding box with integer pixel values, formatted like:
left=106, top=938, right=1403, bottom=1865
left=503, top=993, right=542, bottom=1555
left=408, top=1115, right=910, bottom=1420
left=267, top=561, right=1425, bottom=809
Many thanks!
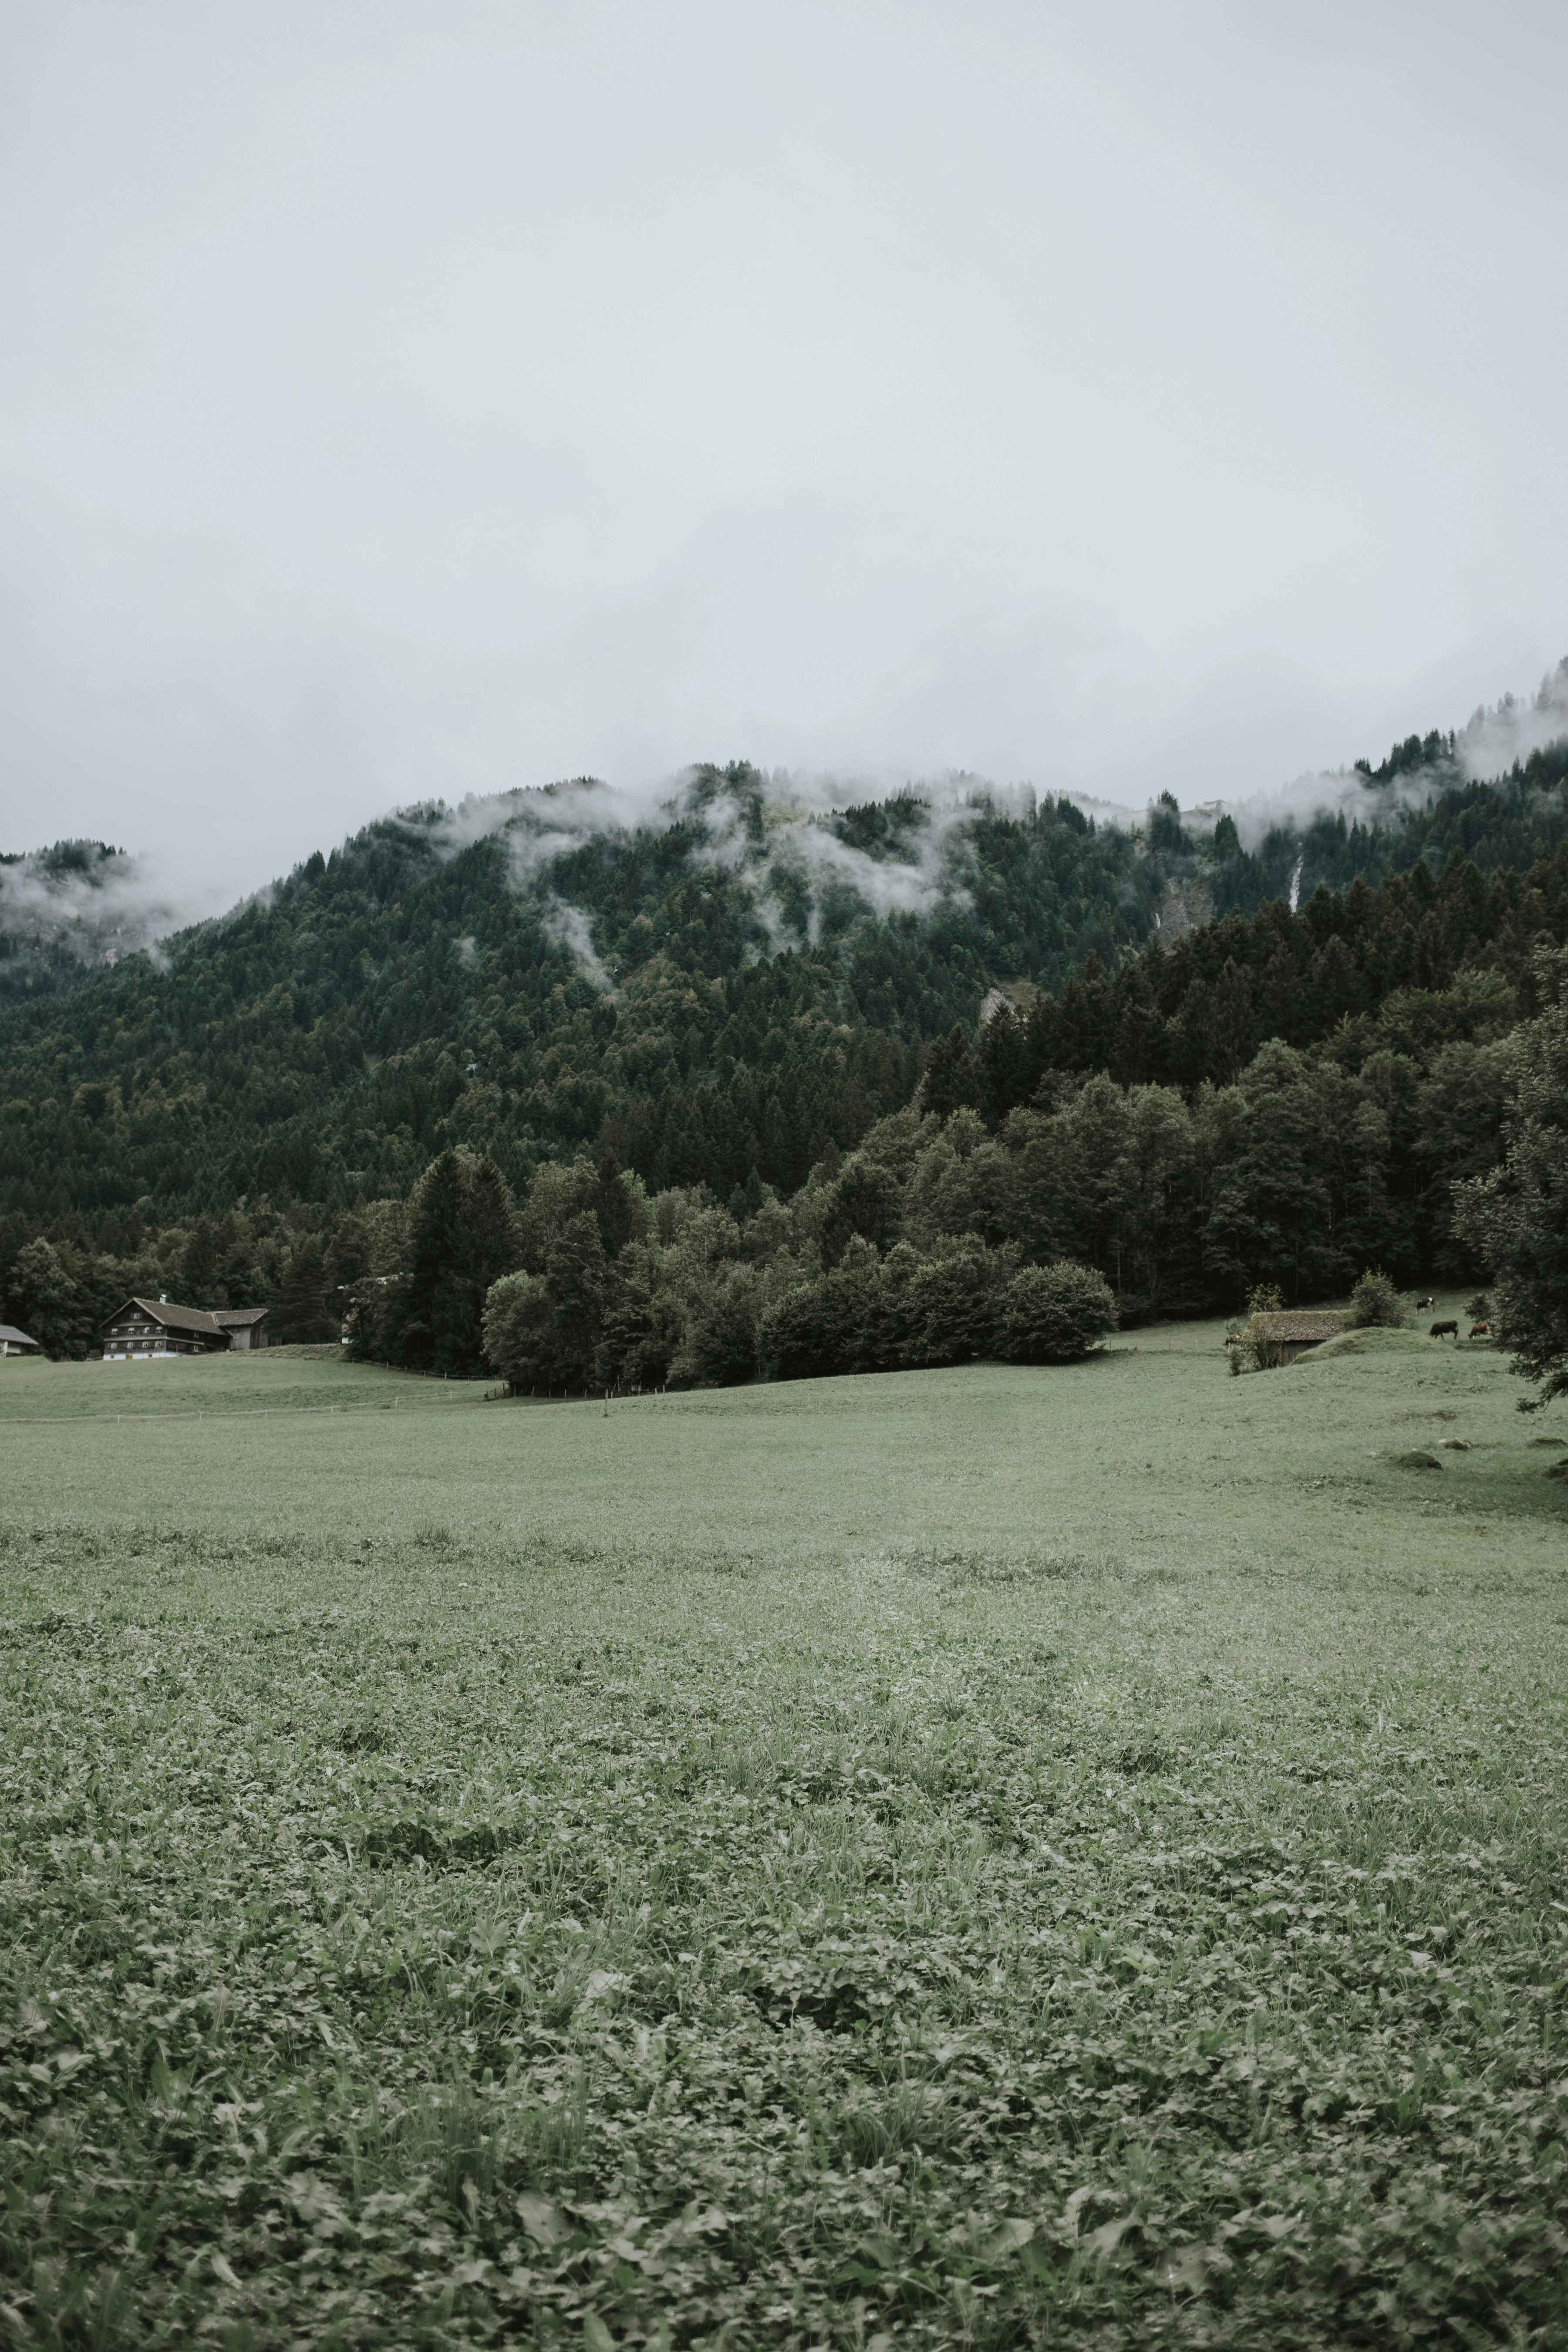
left=1470, top=1321, right=1491, bottom=1339
left=1416, top=1294, right=1435, bottom=1310
left=1430, top=1319, right=1458, bottom=1340
left=1224, top=1333, right=1240, bottom=1347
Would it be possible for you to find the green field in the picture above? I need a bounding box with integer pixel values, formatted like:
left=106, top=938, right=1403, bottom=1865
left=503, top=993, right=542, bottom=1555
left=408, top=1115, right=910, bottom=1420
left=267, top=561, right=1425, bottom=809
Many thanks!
left=3, top=1310, right=1566, bottom=2349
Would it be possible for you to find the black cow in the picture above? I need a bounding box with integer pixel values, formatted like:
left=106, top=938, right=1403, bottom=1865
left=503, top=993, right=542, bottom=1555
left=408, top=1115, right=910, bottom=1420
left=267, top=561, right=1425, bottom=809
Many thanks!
left=1430, top=1319, right=1458, bottom=1340
left=1416, top=1294, right=1435, bottom=1310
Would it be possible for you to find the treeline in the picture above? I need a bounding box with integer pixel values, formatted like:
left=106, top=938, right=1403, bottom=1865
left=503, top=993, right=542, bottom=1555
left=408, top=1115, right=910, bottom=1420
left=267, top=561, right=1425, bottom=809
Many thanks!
left=0, top=769, right=1160, bottom=1223
left=3, top=716, right=1566, bottom=1228
left=345, top=922, right=1528, bottom=1387
left=349, top=1143, right=1120, bottom=1390
left=6, top=837, right=1567, bottom=1359
left=958, top=842, right=1568, bottom=1117
left=5, top=691, right=1568, bottom=1370
left=361, top=897, right=1551, bottom=1376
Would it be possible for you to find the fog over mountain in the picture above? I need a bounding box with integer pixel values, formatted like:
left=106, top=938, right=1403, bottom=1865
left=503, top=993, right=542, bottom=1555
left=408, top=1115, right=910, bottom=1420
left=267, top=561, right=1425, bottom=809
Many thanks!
left=6, top=662, right=1565, bottom=978
left=0, top=841, right=203, bottom=966
left=1082, top=664, right=1568, bottom=850
left=3, top=6, right=1565, bottom=906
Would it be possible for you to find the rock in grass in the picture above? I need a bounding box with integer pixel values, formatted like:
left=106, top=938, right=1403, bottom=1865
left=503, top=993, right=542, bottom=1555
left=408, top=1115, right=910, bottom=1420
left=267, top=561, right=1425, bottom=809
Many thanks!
left=1529, top=1435, right=1568, bottom=1447
left=1544, top=1459, right=1568, bottom=1481
left=1387, top=1449, right=1443, bottom=1470
left=1438, top=1438, right=1472, bottom=1450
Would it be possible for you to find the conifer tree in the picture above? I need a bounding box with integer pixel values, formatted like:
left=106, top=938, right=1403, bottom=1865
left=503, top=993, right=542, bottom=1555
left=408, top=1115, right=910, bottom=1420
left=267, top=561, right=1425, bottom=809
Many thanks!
left=270, top=1235, right=337, bottom=1343
left=389, top=1147, right=519, bottom=1374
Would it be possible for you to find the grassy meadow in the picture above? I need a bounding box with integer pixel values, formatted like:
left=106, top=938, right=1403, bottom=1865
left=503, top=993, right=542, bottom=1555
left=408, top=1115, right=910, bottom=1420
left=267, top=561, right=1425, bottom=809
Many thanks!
left=2, top=1308, right=1566, bottom=2349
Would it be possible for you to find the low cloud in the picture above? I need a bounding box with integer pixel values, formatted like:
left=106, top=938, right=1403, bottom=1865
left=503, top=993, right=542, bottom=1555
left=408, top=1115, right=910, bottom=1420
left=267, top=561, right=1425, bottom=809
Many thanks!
left=1454, top=660, right=1568, bottom=779
left=12, top=659, right=1566, bottom=982
left=1140, top=657, right=1568, bottom=851
left=689, top=774, right=981, bottom=940
left=412, top=765, right=1023, bottom=955
left=409, top=775, right=682, bottom=877
left=540, top=896, right=613, bottom=992
left=0, top=842, right=208, bottom=964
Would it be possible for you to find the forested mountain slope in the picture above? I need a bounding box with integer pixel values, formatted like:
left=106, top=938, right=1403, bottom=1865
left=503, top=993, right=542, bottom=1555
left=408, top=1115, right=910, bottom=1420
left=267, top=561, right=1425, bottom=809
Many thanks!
left=4, top=719, right=1568, bottom=1234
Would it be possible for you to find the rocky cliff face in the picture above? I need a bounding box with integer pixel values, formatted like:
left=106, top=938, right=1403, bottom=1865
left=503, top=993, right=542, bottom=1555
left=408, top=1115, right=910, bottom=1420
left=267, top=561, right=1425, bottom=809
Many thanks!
left=1154, top=877, right=1215, bottom=941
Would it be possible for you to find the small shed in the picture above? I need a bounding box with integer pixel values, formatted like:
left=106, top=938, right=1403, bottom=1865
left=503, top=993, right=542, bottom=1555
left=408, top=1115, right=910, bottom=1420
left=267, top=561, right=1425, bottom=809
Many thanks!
left=0, top=1324, right=40, bottom=1357
left=1250, top=1311, right=1347, bottom=1366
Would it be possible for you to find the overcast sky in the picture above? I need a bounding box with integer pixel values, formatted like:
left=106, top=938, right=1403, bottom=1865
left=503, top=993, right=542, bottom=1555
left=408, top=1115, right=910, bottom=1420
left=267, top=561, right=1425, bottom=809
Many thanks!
left=2, top=0, right=1565, bottom=909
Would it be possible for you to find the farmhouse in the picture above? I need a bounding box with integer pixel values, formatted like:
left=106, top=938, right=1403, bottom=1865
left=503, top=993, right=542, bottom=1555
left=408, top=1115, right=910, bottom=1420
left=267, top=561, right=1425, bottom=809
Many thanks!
left=1250, top=1310, right=1347, bottom=1366
left=0, top=1324, right=40, bottom=1356
left=101, top=1297, right=270, bottom=1360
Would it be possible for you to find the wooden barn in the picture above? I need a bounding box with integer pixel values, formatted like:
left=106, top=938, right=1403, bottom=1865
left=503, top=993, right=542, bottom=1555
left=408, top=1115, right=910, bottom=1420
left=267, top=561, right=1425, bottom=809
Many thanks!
left=1249, top=1310, right=1347, bottom=1366
left=0, top=1324, right=40, bottom=1357
left=212, top=1307, right=269, bottom=1350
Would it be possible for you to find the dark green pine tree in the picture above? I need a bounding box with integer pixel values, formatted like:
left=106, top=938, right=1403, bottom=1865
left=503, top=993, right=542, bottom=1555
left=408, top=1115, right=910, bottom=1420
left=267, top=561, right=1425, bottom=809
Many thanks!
left=393, top=1147, right=519, bottom=1374
left=177, top=1215, right=228, bottom=1309
left=540, top=1212, right=610, bottom=1386
left=592, top=1152, right=637, bottom=1257
left=921, top=1026, right=981, bottom=1124
left=270, top=1234, right=337, bottom=1343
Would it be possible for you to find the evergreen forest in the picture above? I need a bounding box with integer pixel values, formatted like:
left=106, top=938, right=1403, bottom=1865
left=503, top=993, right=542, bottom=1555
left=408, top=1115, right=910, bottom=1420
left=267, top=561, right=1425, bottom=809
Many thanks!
left=4, top=697, right=1568, bottom=1370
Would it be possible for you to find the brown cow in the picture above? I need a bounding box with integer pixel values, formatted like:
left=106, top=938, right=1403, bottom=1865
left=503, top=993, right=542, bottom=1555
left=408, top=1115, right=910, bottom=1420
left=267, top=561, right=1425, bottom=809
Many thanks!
left=1430, top=1320, right=1458, bottom=1339
left=1470, top=1321, right=1491, bottom=1339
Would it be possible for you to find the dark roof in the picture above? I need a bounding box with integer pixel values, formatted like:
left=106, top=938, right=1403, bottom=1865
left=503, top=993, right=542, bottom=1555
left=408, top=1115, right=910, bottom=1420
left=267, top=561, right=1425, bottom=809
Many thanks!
left=1251, top=1312, right=1347, bottom=1343
left=0, top=1324, right=39, bottom=1347
left=212, top=1307, right=267, bottom=1326
left=104, top=1296, right=224, bottom=1336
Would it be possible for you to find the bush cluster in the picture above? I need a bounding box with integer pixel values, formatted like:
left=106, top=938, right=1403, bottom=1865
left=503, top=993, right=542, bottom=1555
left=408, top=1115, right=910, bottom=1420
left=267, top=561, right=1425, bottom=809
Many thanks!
left=760, top=1243, right=1116, bottom=1380
left=341, top=1129, right=1120, bottom=1394
left=1347, top=1267, right=1411, bottom=1328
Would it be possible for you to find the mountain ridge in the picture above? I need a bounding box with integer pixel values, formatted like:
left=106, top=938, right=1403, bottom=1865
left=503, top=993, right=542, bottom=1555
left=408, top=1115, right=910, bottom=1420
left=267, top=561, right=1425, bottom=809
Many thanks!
left=1, top=699, right=1566, bottom=1237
